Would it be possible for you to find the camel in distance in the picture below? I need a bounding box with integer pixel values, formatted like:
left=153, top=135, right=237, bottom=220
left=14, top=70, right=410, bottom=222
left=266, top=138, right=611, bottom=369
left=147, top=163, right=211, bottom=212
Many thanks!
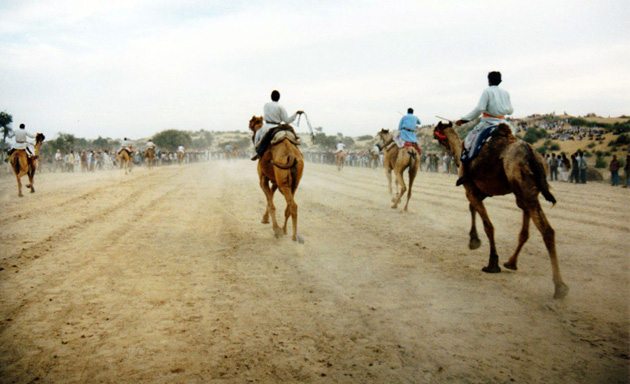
left=10, top=133, right=45, bottom=197
left=249, top=116, right=305, bottom=243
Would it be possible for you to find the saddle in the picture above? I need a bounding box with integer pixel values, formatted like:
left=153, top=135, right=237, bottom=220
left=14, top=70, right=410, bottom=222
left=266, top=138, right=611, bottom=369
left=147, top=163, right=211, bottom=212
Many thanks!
left=258, top=125, right=300, bottom=155
left=461, top=124, right=512, bottom=163
left=118, top=148, right=132, bottom=156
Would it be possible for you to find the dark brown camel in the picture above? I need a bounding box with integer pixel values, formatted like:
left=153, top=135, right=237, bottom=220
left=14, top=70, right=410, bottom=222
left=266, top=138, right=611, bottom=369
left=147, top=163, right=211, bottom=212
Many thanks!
left=10, top=133, right=45, bottom=197
left=249, top=116, right=304, bottom=242
left=433, top=121, right=568, bottom=299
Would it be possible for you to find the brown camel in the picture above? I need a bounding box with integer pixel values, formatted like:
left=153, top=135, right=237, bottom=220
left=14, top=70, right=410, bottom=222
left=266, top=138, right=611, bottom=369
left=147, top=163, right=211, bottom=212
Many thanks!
left=433, top=121, right=568, bottom=299
left=177, top=151, right=184, bottom=165
left=335, top=151, right=346, bottom=171
left=249, top=116, right=304, bottom=242
left=377, top=129, right=420, bottom=211
left=144, top=147, right=155, bottom=169
left=10, top=133, right=45, bottom=197
left=117, top=149, right=133, bottom=174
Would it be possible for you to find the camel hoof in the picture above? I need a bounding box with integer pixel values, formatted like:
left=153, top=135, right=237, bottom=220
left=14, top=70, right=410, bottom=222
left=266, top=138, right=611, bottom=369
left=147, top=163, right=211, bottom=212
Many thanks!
left=18, top=194, right=24, bottom=198
left=482, top=265, right=501, bottom=273
left=503, top=262, right=517, bottom=271
left=30, top=189, right=35, bottom=193
left=469, top=238, right=482, bottom=250
left=296, top=235, right=304, bottom=244
left=261, top=219, right=269, bottom=224
left=553, top=283, right=569, bottom=299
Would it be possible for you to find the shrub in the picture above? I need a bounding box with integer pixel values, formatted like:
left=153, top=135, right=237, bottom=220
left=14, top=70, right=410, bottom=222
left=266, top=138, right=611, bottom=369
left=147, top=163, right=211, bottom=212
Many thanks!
left=594, top=155, right=607, bottom=168
left=587, top=143, right=595, bottom=148
left=615, top=133, right=630, bottom=145
left=549, top=143, right=560, bottom=151
left=523, top=128, right=547, bottom=144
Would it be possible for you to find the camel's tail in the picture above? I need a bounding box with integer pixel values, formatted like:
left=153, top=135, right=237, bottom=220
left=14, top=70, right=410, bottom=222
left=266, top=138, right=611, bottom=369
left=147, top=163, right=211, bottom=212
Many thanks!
left=271, top=155, right=296, bottom=170
left=523, top=142, right=556, bottom=206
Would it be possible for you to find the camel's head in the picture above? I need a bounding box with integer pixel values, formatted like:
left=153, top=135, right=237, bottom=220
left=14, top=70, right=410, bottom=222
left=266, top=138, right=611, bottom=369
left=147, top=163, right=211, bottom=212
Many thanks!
left=433, top=121, right=452, bottom=149
left=36, top=133, right=45, bottom=144
left=249, top=116, right=263, bottom=133
left=377, top=128, right=391, bottom=143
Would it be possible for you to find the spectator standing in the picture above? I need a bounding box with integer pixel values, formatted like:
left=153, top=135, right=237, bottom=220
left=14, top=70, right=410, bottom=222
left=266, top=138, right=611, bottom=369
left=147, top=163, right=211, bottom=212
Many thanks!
left=560, top=153, right=570, bottom=182
left=549, top=153, right=558, bottom=181
left=570, top=153, right=579, bottom=183
left=578, top=151, right=587, bottom=184
left=609, top=155, right=620, bottom=186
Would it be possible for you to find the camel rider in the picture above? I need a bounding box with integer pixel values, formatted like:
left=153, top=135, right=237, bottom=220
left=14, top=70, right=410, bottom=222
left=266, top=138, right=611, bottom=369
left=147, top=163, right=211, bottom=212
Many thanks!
left=251, top=90, right=303, bottom=160
left=455, top=71, right=514, bottom=186
left=335, top=142, right=346, bottom=154
left=177, top=145, right=185, bottom=153
left=7, top=123, right=36, bottom=156
left=119, top=137, right=133, bottom=155
left=146, top=139, right=156, bottom=150
left=378, top=108, right=422, bottom=154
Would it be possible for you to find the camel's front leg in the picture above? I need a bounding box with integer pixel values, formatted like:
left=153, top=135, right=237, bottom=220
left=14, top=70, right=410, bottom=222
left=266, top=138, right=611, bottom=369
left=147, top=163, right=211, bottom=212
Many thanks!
left=504, top=208, right=530, bottom=270
left=469, top=203, right=481, bottom=249
left=385, top=167, right=393, bottom=195
left=466, top=190, right=500, bottom=273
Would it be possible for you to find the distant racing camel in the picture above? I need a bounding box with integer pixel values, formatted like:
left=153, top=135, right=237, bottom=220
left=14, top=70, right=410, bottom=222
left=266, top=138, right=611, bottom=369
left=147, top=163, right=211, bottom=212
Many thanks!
left=10, top=133, right=45, bottom=197
left=177, top=151, right=184, bottom=165
left=144, top=147, right=155, bottom=169
left=377, top=129, right=420, bottom=211
left=433, top=121, right=568, bottom=299
left=249, top=116, right=304, bottom=242
left=117, top=148, right=133, bottom=174
left=335, top=151, right=346, bottom=171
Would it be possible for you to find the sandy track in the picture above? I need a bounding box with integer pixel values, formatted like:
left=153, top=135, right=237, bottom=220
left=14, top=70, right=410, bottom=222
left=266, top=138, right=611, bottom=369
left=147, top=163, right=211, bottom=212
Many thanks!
left=1, top=161, right=628, bottom=383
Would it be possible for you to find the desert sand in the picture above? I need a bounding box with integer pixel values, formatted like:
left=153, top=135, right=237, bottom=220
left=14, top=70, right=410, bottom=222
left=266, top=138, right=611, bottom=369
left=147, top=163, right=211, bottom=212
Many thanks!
left=1, top=160, right=628, bottom=383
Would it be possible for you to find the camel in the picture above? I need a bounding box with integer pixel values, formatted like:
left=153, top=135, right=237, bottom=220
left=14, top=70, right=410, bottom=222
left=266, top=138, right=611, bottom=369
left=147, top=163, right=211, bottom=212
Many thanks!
left=377, top=129, right=420, bottom=211
left=117, top=148, right=133, bottom=174
left=144, top=147, right=155, bottom=169
left=177, top=151, right=184, bottom=165
left=433, top=121, right=568, bottom=299
left=10, top=133, right=45, bottom=197
left=249, top=116, right=304, bottom=242
left=335, top=151, right=346, bottom=171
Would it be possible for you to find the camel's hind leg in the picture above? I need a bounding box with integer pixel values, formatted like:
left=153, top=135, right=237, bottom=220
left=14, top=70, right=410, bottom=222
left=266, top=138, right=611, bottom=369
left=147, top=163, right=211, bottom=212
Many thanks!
left=391, top=152, right=409, bottom=209
left=27, top=166, right=36, bottom=193
left=504, top=202, right=530, bottom=271
left=260, top=177, right=280, bottom=236
left=403, top=153, right=419, bottom=211
left=466, top=190, right=500, bottom=273
left=279, top=186, right=298, bottom=241
left=11, top=154, right=28, bottom=197
left=526, top=200, right=568, bottom=299
left=469, top=204, right=482, bottom=249
left=261, top=182, right=277, bottom=224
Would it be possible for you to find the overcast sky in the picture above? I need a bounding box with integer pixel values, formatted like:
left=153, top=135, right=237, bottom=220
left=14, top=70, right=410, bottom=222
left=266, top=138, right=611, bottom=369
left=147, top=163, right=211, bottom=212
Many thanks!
left=2, top=0, right=629, bottom=140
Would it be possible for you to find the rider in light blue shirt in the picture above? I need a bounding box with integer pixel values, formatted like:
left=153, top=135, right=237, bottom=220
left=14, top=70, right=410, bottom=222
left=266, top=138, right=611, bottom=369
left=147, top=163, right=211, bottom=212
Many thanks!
left=398, top=108, right=421, bottom=143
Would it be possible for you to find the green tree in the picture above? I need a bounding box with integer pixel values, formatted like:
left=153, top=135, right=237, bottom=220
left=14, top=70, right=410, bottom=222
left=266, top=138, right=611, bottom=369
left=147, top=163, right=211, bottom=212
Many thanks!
left=0, top=111, right=13, bottom=152
left=153, top=129, right=192, bottom=152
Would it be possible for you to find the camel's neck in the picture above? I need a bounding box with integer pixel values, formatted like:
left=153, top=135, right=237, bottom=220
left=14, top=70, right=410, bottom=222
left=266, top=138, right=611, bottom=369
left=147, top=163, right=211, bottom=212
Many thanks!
left=444, top=128, right=462, bottom=168
left=34, top=141, right=43, bottom=156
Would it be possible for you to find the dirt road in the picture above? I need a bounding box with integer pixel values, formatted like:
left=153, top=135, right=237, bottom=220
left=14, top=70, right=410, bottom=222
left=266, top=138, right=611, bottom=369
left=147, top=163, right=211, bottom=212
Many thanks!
left=1, top=160, right=628, bottom=383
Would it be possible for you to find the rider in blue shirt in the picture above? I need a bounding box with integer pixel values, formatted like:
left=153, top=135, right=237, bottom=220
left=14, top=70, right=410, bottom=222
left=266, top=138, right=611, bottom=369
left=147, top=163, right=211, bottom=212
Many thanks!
left=398, top=108, right=421, bottom=143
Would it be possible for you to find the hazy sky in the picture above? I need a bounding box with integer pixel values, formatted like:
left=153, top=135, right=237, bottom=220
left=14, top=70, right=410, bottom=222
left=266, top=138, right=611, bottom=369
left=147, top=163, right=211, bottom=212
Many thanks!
left=2, top=0, right=629, bottom=140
